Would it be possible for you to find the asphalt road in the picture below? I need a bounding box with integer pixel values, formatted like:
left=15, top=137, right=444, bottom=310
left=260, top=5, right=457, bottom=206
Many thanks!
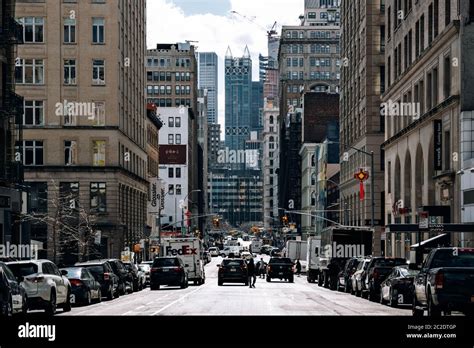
left=59, top=255, right=411, bottom=316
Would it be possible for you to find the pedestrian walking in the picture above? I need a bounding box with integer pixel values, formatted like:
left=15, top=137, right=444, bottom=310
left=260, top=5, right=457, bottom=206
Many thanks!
left=295, top=259, right=302, bottom=277
left=258, top=257, right=266, bottom=278
left=247, top=258, right=256, bottom=288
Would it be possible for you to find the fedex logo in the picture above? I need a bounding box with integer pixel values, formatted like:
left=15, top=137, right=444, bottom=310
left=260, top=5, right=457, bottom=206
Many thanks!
left=166, top=245, right=197, bottom=256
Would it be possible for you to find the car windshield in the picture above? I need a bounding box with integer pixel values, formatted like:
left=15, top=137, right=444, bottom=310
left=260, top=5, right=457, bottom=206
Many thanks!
left=373, top=259, right=407, bottom=267
left=269, top=258, right=292, bottom=264
left=139, top=264, right=150, bottom=272
left=399, top=268, right=418, bottom=277
left=153, top=258, right=179, bottom=267
left=61, top=267, right=81, bottom=278
left=7, top=263, right=38, bottom=277
left=222, top=260, right=244, bottom=266
left=431, top=250, right=474, bottom=268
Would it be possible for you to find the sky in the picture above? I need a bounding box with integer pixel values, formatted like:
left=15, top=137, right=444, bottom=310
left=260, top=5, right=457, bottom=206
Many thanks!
left=147, top=0, right=303, bottom=126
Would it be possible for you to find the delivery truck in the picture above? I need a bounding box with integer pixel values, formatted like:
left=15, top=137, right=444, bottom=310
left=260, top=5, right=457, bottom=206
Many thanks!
left=162, top=237, right=206, bottom=285
left=306, top=236, right=321, bottom=283
left=285, top=240, right=308, bottom=272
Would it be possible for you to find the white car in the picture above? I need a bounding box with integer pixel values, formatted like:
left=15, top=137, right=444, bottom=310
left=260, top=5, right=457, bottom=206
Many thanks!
left=208, top=247, right=220, bottom=257
left=7, top=260, right=72, bottom=315
left=220, top=246, right=240, bottom=258
left=240, top=252, right=253, bottom=261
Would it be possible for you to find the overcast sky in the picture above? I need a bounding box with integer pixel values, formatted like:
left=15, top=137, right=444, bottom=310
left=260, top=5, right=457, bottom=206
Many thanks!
left=147, top=0, right=303, bottom=126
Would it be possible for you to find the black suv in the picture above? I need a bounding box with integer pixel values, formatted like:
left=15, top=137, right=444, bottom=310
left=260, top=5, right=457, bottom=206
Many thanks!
left=266, top=257, right=294, bottom=282
left=150, top=257, right=188, bottom=290
left=88, top=259, right=130, bottom=295
left=75, top=260, right=119, bottom=300
left=0, top=262, right=28, bottom=316
left=217, top=258, right=248, bottom=286
left=338, top=258, right=362, bottom=293
left=123, top=262, right=141, bottom=292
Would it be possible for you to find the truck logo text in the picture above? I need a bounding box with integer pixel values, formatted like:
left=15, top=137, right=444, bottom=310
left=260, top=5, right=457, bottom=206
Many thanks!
left=166, top=245, right=197, bottom=256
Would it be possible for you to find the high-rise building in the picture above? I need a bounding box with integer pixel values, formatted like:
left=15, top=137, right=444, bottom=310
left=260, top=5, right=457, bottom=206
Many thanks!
left=0, top=0, right=24, bottom=249
left=278, top=0, right=341, bottom=230
left=225, top=45, right=252, bottom=153
left=339, top=0, right=385, bottom=255
left=207, top=123, right=221, bottom=167
left=198, top=52, right=218, bottom=124
left=146, top=43, right=200, bottom=233
left=382, top=0, right=474, bottom=258
left=14, top=0, right=148, bottom=263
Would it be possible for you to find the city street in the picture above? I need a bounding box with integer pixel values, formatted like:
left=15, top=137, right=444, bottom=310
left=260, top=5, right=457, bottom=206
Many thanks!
left=59, top=256, right=410, bottom=316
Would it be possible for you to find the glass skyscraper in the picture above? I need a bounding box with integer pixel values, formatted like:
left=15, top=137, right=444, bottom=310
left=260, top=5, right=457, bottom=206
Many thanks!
left=198, top=52, right=218, bottom=124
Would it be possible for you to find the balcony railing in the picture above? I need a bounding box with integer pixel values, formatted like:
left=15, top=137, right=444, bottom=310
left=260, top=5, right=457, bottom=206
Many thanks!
left=0, top=16, right=23, bottom=47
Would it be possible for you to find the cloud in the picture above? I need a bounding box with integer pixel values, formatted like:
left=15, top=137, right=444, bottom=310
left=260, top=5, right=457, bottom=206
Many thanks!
left=146, top=0, right=303, bottom=126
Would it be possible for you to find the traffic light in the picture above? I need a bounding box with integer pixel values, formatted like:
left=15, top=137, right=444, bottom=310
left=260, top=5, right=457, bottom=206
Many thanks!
left=212, top=217, right=220, bottom=228
left=281, top=215, right=289, bottom=225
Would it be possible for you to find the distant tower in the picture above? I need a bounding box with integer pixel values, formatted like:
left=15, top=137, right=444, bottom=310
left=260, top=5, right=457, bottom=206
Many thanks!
left=198, top=52, right=219, bottom=124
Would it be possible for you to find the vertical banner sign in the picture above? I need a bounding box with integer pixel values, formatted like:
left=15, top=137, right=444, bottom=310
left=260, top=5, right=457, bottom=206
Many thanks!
left=434, top=120, right=442, bottom=170
left=148, top=178, right=159, bottom=214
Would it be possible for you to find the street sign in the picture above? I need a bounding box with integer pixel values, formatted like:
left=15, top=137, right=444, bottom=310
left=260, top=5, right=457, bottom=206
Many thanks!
left=419, top=212, right=429, bottom=230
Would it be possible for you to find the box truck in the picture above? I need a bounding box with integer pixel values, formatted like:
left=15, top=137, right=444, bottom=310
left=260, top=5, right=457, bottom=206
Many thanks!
left=162, top=238, right=206, bottom=285
left=285, top=240, right=308, bottom=273
left=306, top=237, right=321, bottom=283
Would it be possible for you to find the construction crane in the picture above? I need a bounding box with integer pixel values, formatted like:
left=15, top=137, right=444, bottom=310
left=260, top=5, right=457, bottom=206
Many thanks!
left=230, top=10, right=278, bottom=38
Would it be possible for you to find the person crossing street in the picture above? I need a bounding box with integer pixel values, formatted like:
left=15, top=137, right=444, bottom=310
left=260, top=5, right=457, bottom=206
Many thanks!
left=247, top=258, right=256, bottom=288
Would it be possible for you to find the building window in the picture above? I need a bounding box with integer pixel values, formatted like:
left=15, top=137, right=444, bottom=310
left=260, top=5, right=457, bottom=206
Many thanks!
left=64, top=140, right=77, bottom=165
left=175, top=134, right=181, bottom=144
left=15, top=59, right=44, bottom=84
left=92, top=59, right=105, bottom=85
left=92, top=140, right=106, bottom=166
left=176, top=168, right=181, bottom=178
left=175, top=117, right=181, bottom=127
left=168, top=117, right=174, bottom=127
left=444, top=55, right=451, bottom=99
left=445, top=0, right=451, bottom=25
left=64, top=59, right=76, bottom=85
left=16, top=141, right=44, bottom=166
left=176, top=185, right=182, bottom=195
left=90, top=183, right=107, bottom=213
left=93, top=101, right=105, bottom=126
left=28, top=182, right=48, bottom=214
left=23, top=100, right=43, bottom=125
left=311, top=192, right=316, bottom=206
left=168, top=134, right=174, bottom=144
left=92, top=18, right=105, bottom=43
left=64, top=18, right=76, bottom=43
left=168, top=185, right=174, bottom=195
left=168, top=167, right=174, bottom=178
left=18, top=17, right=44, bottom=43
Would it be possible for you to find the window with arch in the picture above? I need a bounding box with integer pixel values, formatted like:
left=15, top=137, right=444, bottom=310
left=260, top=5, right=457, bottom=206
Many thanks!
left=311, top=173, right=316, bottom=186
left=270, top=115, right=274, bottom=124
left=311, top=191, right=316, bottom=206
left=311, top=155, right=316, bottom=167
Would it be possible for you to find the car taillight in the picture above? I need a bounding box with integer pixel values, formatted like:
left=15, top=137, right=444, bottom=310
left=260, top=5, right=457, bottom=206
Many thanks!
left=268, top=266, right=271, bottom=272
left=29, top=276, right=44, bottom=283
left=173, top=267, right=182, bottom=273
left=435, top=272, right=444, bottom=289
left=69, top=279, right=83, bottom=287
left=104, top=272, right=110, bottom=281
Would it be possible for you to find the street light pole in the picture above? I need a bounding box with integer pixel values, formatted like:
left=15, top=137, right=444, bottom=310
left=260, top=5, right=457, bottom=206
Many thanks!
left=183, top=189, right=201, bottom=236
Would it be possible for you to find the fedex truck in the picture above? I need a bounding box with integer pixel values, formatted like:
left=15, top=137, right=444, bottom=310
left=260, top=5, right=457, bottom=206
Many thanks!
left=162, top=238, right=206, bottom=285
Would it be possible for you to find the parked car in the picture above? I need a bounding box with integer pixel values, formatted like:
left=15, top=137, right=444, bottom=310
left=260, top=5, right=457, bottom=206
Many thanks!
left=350, top=258, right=371, bottom=297
left=363, top=257, right=408, bottom=301
left=413, top=247, right=474, bottom=317
left=98, top=259, right=131, bottom=295
left=7, top=260, right=71, bottom=315
left=266, top=257, right=294, bottom=283
left=60, top=267, right=102, bottom=306
left=208, top=247, right=220, bottom=257
left=203, top=251, right=212, bottom=264
left=138, top=263, right=151, bottom=286
left=75, top=260, right=119, bottom=300
left=150, top=257, right=188, bottom=290
left=380, top=266, right=418, bottom=307
left=217, top=258, right=248, bottom=286
left=338, top=258, right=362, bottom=293
left=123, top=262, right=142, bottom=292
left=0, top=262, right=28, bottom=316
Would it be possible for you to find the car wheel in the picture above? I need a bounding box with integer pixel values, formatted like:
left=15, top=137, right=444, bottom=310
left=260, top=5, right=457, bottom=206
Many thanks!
left=412, top=295, right=424, bottom=317
left=266, top=276, right=271, bottom=282
left=62, top=288, right=72, bottom=312
left=46, top=290, right=57, bottom=316
left=368, top=289, right=376, bottom=302
left=218, top=280, right=223, bottom=286
left=427, top=293, right=441, bottom=317
left=96, top=289, right=102, bottom=303
left=380, top=289, right=385, bottom=305
left=119, top=283, right=126, bottom=296
left=180, top=277, right=187, bottom=289
left=85, top=290, right=92, bottom=306
left=288, top=276, right=294, bottom=283
left=317, top=275, right=323, bottom=287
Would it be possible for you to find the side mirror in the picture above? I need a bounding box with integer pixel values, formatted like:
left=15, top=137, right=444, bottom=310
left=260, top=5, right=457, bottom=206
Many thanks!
left=61, top=270, right=68, bottom=276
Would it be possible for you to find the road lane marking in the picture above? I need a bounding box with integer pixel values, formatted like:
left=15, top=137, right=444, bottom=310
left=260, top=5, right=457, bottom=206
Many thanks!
left=151, top=285, right=206, bottom=315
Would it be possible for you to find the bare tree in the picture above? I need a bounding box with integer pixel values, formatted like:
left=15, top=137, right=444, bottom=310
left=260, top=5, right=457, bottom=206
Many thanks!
left=21, top=180, right=98, bottom=264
